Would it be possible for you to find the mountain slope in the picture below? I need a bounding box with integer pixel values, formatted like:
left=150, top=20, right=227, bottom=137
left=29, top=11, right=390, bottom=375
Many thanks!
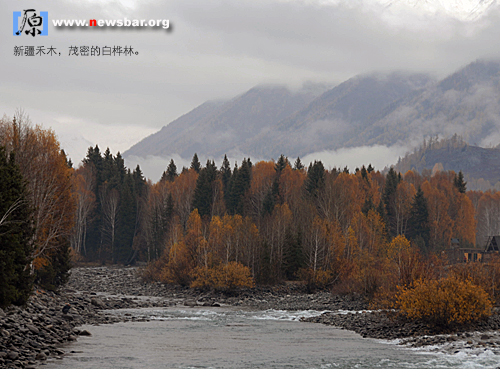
left=243, top=72, right=434, bottom=158
left=351, top=60, right=500, bottom=148
left=125, top=60, right=500, bottom=165
left=124, top=84, right=326, bottom=159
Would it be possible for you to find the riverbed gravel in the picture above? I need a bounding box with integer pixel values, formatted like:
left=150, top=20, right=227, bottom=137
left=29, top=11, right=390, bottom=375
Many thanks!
left=1, top=265, right=499, bottom=368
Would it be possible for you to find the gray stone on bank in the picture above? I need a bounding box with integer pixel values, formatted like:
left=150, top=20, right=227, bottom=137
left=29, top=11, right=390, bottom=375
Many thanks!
left=2, top=264, right=499, bottom=368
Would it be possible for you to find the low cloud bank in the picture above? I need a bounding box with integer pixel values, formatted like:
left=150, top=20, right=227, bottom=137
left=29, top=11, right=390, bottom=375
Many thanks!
left=126, top=144, right=411, bottom=182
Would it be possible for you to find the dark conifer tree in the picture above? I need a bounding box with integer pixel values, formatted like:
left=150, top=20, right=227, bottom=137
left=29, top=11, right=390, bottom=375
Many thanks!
left=82, top=145, right=104, bottom=261
left=406, top=186, right=430, bottom=253
left=132, top=165, right=147, bottom=198
left=102, top=147, right=115, bottom=185
left=275, top=154, right=289, bottom=174
left=193, top=160, right=218, bottom=217
left=262, top=188, right=275, bottom=216
left=454, top=171, right=467, bottom=194
left=360, top=165, right=368, bottom=181
left=283, top=230, right=304, bottom=280
left=165, top=159, right=178, bottom=182
left=190, top=153, right=201, bottom=173
left=0, top=147, right=34, bottom=308
left=305, top=160, right=325, bottom=198
left=221, top=155, right=232, bottom=201
left=293, top=157, right=304, bottom=171
left=115, top=172, right=137, bottom=263
left=35, top=238, right=72, bottom=291
left=227, top=159, right=252, bottom=215
left=383, top=167, right=401, bottom=237
left=362, top=196, right=374, bottom=215
left=114, top=152, right=127, bottom=184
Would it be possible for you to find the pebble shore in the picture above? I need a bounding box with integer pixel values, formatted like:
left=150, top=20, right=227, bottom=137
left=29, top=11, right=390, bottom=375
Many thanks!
left=1, top=265, right=499, bottom=368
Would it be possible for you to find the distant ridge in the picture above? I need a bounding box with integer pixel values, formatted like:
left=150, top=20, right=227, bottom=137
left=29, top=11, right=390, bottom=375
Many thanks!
left=393, top=135, right=500, bottom=191
left=124, top=60, right=500, bottom=171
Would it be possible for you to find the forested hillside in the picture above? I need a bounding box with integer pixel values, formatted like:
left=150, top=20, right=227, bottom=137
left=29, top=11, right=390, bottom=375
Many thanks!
left=393, top=135, right=500, bottom=191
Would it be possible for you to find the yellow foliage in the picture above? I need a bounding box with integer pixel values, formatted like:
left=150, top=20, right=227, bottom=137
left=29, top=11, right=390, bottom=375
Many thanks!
left=32, top=256, right=50, bottom=270
left=190, top=262, right=254, bottom=291
left=159, top=241, right=195, bottom=286
left=395, top=276, right=493, bottom=327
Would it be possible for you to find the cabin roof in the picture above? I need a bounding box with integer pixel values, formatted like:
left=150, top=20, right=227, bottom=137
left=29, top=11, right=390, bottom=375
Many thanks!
left=485, top=236, right=500, bottom=252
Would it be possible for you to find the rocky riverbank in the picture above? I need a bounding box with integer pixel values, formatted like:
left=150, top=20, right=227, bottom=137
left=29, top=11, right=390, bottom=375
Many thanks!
left=2, top=265, right=500, bottom=368
left=64, top=265, right=368, bottom=311
left=303, top=305, right=500, bottom=359
left=0, top=265, right=366, bottom=369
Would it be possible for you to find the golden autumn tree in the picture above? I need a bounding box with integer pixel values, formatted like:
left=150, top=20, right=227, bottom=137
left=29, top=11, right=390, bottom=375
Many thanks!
left=158, top=211, right=201, bottom=286
left=191, top=214, right=256, bottom=290
left=248, top=161, right=276, bottom=219
left=453, top=193, right=476, bottom=246
left=421, top=180, right=453, bottom=250
left=0, top=113, right=75, bottom=289
left=346, top=210, right=388, bottom=296
left=279, top=165, right=306, bottom=213
left=168, top=168, right=198, bottom=228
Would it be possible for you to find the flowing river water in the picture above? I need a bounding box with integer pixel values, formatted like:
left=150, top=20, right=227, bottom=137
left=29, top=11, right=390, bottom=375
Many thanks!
left=38, top=306, right=500, bottom=369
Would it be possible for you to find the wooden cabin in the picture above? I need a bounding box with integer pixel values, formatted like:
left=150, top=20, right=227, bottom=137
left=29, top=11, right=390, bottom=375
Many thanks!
left=445, top=236, right=499, bottom=264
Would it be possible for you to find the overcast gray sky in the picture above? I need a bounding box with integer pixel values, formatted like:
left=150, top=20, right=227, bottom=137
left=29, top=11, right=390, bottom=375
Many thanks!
left=2, top=0, right=500, bottom=178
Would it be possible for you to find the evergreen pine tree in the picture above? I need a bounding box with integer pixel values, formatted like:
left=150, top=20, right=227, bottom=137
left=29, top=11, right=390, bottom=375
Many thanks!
left=275, top=154, right=289, bottom=173
left=114, top=152, right=126, bottom=184
left=262, top=188, right=275, bottom=216
left=115, top=172, right=137, bottom=263
left=165, top=159, right=178, bottom=182
left=454, top=171, right=467, bottom=194
left=383, top=167, right=401, bottom=237
left=406, top=186, right=430, bottom=253
left=0, top=147, right=34, bottom=308
left=190, top=153, right=201, bottom=173
left=305, top=160, right=325, bottom=198
left=220, top=155, right=232, bottom=204
left=283, top=230, right=304, bottom=280
left=132, top=164, right=147, bottom=198
left=293, top=157, right=304, bottom=171
left=362, top=196, right=374, bottom=215
left=226, top=159, right=252, bottom=215
left=360, top=165, right=368, bottom=181
left=192, top=160, right=218, bottom=217
left=82, top=145, right=104, bottom=261
left=35, top=238, right=72, bottom=291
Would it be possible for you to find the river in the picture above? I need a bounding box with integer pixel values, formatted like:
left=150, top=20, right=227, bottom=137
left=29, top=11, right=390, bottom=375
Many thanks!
left=39, top=306, right=500, bottom=369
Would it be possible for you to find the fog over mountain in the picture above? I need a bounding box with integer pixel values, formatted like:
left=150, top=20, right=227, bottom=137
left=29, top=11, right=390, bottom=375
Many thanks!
left=350, top=60, right=500, bottom=148
left=124, top=59, right=500, bottom=181
left=124, top=83, right=329, bottom=160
